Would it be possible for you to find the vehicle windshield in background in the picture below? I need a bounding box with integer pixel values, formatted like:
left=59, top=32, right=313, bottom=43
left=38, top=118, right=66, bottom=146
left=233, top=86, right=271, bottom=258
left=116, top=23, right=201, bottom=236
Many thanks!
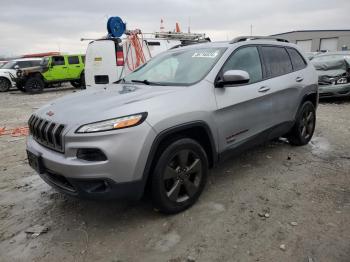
left=123, top=47, right=226, bottom=86
left=2, top=61, right=17, bottom=69
left=40, top=57, right=49, bottom=66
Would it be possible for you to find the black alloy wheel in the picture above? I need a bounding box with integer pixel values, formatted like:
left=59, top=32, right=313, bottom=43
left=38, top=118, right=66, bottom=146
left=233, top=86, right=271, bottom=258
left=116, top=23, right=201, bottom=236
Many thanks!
left=151, top=138, right=208, bottom=214
left=288, top=101, right=316, bottom=146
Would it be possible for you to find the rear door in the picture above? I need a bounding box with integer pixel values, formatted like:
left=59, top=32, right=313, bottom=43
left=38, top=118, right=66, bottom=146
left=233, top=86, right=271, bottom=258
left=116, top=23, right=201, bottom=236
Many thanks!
left=259, top=45, right=304, bottom=137
left=214, top=46, right=273, bottom=152
left=67, top=56, right=81, bottom=79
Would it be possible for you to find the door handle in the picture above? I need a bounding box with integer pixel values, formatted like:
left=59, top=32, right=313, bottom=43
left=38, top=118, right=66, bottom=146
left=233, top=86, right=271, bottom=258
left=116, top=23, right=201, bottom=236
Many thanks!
left=62, top=67, right=67, bottom=69
left=258, top=86, right=270, bottom=93
left=296, top=76, right=304, bottom=82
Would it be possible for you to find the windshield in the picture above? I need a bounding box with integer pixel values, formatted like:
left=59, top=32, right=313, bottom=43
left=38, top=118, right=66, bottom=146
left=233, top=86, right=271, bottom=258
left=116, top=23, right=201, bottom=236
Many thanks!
left=40, top=57, right=49, bottom=66
left=312, top=54, right=350, bottom=62
left=124, top=47, right=226, bottom=86
left=2, top=61, right=17, bottom=69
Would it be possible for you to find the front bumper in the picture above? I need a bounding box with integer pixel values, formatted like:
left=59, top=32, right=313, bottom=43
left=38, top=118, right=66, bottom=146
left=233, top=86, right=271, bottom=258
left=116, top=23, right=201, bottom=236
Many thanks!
left=26, top=122, right=156, bottom=200
left=318, top=83, right=350, bottom=98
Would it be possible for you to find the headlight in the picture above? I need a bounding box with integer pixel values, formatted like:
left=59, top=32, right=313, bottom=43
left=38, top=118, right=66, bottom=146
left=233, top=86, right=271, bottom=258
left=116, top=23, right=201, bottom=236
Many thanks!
left=76, top=112, right=147, bottom=133
left=336, top=77, right=347, bottom=85
left=16, top=70, right=22, bottom=77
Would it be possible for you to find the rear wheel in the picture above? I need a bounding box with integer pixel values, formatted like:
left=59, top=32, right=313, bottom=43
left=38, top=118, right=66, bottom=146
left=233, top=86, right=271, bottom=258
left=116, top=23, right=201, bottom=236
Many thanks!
left=70, top=73, right=85, bottom=89
left=80, top=73, right=86, bottom=89
left=70, top=80, right=81, bottom=88
left=151, top=138, right=208, bottom=214
left=0, top=77, right=11, bottom=92
left=24, top=76, right=45, bottom=94
left=288, top=101, right=316, bottom=146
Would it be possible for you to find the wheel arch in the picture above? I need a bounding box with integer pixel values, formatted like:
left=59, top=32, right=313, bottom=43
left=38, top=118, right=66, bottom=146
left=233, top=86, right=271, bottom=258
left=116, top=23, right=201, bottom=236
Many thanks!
left=0, top=76, right=11, bottom=84
left=301, top=91, right=318, bottom=109
left=141, top=121, right=218, bottom=194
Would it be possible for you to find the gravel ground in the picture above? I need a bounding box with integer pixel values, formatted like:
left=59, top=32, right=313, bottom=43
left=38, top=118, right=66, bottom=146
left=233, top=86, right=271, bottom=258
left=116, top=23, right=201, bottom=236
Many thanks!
left=0, top=87, right=349, bottom=262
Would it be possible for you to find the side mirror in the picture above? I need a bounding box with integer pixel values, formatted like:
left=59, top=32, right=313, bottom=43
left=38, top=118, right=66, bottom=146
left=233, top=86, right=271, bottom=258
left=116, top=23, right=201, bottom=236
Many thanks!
left=216, top=70, right=250, bottom=87
left=14, top=65, right=19, bottom=70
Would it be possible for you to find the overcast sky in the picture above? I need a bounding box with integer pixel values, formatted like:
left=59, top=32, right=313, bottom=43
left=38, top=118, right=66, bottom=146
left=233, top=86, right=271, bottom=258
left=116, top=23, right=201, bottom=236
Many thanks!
left=1, top=0, right=349, bottom=56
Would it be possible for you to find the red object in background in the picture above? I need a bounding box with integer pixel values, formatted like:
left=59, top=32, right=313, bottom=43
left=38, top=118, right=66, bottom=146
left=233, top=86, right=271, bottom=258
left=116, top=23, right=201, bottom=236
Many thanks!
left=22, top=52, right=61, bottom=58
left=175, top=22, right=181, bottom=33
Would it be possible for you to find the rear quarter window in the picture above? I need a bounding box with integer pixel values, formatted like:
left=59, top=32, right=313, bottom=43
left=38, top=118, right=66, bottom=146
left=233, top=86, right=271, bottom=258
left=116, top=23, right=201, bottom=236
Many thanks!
left=287, top=48, right=307, bottom=71
left=261, top=46, right=293, bottom=78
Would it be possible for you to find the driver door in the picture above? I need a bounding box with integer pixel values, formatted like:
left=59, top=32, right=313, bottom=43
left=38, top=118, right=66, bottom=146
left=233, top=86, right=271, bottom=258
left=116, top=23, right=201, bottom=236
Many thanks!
left=214, top=46, right=273, bottom=152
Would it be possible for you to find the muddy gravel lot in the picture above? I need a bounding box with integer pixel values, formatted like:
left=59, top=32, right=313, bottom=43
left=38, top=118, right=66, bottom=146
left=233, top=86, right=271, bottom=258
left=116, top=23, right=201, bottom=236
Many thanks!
left=0, top=87, right=349, bottom=262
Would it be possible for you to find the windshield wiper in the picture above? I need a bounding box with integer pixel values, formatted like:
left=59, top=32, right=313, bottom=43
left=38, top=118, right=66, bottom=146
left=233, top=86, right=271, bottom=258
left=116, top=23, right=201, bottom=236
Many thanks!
left=131, top=79, right=165, bottom=86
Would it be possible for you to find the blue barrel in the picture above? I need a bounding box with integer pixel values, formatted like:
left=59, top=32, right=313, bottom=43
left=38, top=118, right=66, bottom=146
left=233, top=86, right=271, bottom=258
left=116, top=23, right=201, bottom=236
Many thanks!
left=107, top=16, right=126, bottom=37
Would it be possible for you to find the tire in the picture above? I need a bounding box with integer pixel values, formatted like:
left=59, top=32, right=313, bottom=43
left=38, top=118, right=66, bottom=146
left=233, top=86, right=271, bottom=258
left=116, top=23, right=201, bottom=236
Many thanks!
left=80, top=73, right=86, bottom=89
left=151, top=138, right=208, bottom=214
left=0, top=77, right=11, bottom=92
left=288, top=101, right=316, bottom=146
left=17, top=84, right=26, bottom=92
left=70, top=80, right=81, bottom=88
left=24, top=76, right=45, bottom=94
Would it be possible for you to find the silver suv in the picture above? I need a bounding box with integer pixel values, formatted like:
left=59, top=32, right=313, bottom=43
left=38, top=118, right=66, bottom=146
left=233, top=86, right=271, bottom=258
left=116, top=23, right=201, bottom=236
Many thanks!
left=26, top=36, right=318, bottom=214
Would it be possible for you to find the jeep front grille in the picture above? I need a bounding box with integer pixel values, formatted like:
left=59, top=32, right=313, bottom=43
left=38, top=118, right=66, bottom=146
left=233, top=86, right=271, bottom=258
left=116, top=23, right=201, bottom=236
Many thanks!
left=28, top=115, right=65, bottom=152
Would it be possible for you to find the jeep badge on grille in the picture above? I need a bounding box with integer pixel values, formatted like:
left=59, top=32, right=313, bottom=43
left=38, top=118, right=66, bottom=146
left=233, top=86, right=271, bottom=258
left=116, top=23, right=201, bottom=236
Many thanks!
left=46, top=111, right=54, bottom=116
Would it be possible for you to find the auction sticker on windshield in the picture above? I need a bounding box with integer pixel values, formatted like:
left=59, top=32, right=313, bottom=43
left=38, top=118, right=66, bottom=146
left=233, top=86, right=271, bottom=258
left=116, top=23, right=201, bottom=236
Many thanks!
left=192, top=50, right=220, bottom=58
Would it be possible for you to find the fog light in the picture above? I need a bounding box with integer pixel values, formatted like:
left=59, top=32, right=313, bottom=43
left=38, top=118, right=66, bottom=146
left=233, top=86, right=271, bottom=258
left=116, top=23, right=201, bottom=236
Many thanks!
left=77, top=148, right=107, bottom=161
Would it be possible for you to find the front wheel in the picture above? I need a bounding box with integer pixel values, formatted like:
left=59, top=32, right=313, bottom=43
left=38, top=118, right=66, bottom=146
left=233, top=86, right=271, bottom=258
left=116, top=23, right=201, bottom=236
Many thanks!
left=288, top=101, right=316, bottom=146
left=0, top=77, right=11, bottom=92
left=24, top=76, right=45, bottom=94
left=151, top=138, right=208, bottom=214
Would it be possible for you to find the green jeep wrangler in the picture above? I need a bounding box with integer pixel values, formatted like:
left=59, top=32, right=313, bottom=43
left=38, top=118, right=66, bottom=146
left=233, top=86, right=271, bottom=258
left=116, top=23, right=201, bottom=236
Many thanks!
left=15, top=54, right=85, bottom=93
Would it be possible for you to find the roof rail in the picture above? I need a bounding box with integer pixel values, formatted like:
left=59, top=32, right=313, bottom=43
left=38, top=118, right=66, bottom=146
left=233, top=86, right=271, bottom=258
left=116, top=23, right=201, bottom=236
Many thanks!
left=230, top=36, right=289, bottom=44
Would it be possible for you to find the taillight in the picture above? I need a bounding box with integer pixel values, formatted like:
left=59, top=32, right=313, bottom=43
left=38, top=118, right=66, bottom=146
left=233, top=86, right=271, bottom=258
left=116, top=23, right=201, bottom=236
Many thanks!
left=116, top=51, right=124, bottom=66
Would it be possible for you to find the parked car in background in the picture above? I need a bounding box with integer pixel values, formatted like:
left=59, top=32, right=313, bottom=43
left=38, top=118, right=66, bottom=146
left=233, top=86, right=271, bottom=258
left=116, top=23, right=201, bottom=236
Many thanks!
left=311, top=51, right=350, bottom=98
left=13, top=54, right=85, bottom=93
left=305, top=52, right=321, bottom=61
left=0, top=61, right=8, bottom=68
left=26, top=37, right=318, bottom=214
left=0, top=58, right=41, bottom=92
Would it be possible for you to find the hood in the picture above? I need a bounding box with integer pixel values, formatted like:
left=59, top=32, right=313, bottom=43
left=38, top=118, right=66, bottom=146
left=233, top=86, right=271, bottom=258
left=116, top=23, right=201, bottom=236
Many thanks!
left=21, top=66, right=43, bottom=74
left=312, top=58, right=349, bottom=77
left=35, top=84, right=183, bottom=126
left=0, top=68, right=16, bottom=75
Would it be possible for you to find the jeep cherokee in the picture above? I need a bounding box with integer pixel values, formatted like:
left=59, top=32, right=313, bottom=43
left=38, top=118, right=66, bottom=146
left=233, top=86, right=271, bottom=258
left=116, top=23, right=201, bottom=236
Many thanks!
left=26, top=36, right=318, bottom=214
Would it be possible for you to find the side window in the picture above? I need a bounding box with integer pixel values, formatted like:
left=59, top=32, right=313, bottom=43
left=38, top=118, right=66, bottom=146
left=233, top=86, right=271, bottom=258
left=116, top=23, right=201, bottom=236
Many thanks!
left=222, top=46, right=262, bottom=83
left=31, top=60, right=41, bottom=67
left=261, top=46, right=293, bottom=78
left=52, top=56, right=65, bottom=66
left=286, top=48, right=307, bottom=71
left=17, top=61, right=32, bottom=68
left=68, top=56, right=79, bottom=65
